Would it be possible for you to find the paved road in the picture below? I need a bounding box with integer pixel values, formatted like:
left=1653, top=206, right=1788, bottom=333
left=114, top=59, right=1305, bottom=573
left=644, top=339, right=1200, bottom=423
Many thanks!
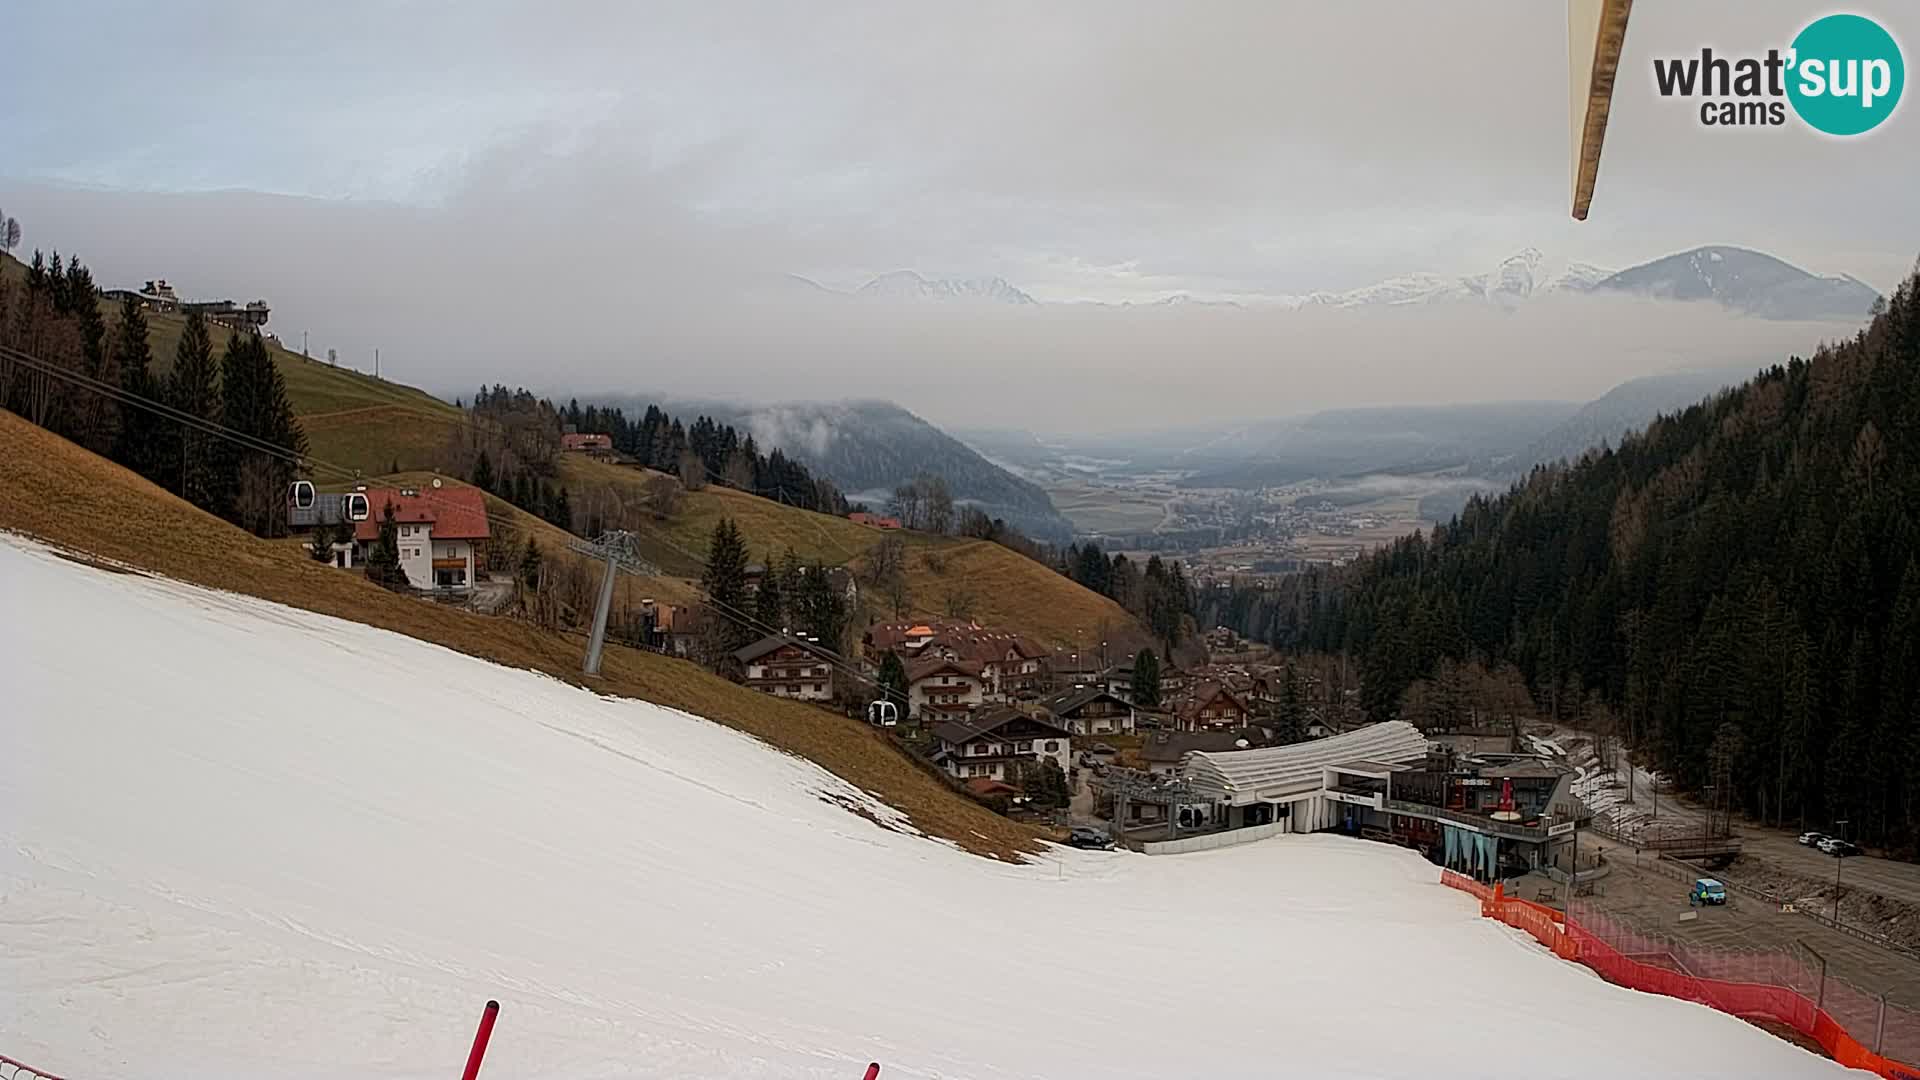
left=1740, top=830, right=1920, bottom=909
left=1551, top=723, right=1920, bottom=906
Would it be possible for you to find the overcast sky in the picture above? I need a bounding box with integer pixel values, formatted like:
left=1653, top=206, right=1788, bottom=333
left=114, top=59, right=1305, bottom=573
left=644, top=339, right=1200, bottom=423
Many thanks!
left=3, top=2, right=1915, bottom=431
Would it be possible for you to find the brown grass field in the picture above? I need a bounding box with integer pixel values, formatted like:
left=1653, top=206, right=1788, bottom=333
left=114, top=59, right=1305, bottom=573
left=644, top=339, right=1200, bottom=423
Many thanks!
left=2, top=251, right=1148, bottom=653
left=0, top=253, right=462, bottom=478
left=0, top=410, right=1040, bottom=860
left=556, top=454, right=1155, bottom=652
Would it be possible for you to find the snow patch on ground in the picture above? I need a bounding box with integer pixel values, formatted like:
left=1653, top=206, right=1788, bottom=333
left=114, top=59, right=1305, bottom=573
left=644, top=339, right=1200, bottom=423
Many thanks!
left=0, top=534, right=1847, bottom=1078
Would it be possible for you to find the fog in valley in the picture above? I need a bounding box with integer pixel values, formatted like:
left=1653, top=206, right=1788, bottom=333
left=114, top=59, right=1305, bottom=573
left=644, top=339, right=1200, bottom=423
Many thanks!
left=5, top=1, right=1916, bottom=434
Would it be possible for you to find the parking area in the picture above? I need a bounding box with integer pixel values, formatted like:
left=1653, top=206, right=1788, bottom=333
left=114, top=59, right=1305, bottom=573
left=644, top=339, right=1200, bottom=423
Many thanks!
left=1544, top=834, right=1920, bottom=1011
left=1740, top=829, right=1920, bottom=911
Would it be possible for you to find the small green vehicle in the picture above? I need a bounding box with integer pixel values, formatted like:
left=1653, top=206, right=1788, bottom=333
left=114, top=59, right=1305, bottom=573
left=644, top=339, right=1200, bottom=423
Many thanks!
left=1690, top=878, right=1728, bottom=906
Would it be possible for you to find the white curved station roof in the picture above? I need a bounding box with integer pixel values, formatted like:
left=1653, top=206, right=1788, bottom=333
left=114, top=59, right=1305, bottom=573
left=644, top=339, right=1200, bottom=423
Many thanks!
left=1187, top=721, right=1430, bottom=805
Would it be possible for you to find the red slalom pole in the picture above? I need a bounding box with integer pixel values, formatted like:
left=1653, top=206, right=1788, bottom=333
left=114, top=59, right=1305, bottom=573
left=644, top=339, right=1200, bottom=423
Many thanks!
left=862, top=1065, right=881, bottom=1080
left=460, top=1000, right=501, bottom=1080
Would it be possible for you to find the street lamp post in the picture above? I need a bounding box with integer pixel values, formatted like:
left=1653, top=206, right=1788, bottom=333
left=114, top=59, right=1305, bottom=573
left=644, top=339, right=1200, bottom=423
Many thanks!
left=1833, top=819, right=1850, bottom=927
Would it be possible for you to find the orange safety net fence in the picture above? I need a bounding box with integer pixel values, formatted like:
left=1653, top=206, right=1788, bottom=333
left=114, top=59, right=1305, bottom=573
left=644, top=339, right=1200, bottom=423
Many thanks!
left=1441, top=870, right=1920, bottom=1079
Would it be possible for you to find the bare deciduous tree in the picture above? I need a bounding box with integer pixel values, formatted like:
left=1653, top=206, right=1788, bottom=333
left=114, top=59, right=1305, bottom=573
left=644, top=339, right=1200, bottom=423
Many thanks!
left=678, top=448, right=708, bottom=491
left=925, top=474, right=954, bottom=534
left=645, top=473, right=683, bottom=519
left=883, top=572, right=912, bottom=619
left=943, top=584, right=977, bottom=619
left=888, top=480, right=924, bottom=530
left=863, top=535, right=906, bottom=584
left=724, top=447, right=755, bottom=489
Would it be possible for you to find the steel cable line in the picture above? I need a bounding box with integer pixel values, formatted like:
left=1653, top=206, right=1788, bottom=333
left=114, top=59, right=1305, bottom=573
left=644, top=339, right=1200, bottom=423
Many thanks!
left=7, top=342, right=928, bottom=707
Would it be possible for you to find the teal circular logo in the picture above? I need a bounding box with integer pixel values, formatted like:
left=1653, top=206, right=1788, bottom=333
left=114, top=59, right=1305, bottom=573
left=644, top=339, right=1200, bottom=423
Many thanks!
left=1787, top=14, right=1904, bottom=135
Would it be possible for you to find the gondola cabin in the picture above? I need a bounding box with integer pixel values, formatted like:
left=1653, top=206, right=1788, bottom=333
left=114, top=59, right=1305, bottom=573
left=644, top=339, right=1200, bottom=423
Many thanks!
left=286, top=486, right=371, bottom=531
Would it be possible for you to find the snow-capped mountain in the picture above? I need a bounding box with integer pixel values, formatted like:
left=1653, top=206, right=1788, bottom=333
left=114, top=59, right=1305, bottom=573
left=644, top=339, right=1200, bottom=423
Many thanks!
left=1593, top=246, right=1881, bottom=321
left=1298, top=249, right=1614, bottom=310
left=1144, top=293, right=1244, bottom=308
left=856, top=270, right=1038, bottom=305
left=784, top=247, right=1874, bottom=320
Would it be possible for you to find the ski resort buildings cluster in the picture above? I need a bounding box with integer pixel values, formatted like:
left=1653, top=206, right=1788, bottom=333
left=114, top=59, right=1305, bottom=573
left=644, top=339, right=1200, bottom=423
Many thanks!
left=710, top=614, right=1591, bottom=877
left=102, top=278, right=271, bottom=330
left=282, top=467, right=1589, bottom=879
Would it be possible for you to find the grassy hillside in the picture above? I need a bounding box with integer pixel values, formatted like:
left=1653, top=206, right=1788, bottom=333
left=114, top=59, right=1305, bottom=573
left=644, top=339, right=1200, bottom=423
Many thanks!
left=140, top=310, right=463, bottom=478
left=1, top=250, right=1151, bottom=653
left=0, top=409, right=1038, bottom=860
left=557, top=454, right=1156, bottom=653
left=2, top=252, right=463, bottom=477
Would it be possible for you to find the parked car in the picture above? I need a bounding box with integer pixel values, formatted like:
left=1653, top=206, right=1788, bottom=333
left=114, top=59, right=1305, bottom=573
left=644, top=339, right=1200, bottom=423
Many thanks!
left=1067, top=826, right=1115, bottom=850
left=1819, top=838, right=1861, bottom=857
left=1091, top=743, right=1118, bottom=757
left=1689, top=878, right=1728, bottom=906
left=1799, top=831, right=1829, bottom=847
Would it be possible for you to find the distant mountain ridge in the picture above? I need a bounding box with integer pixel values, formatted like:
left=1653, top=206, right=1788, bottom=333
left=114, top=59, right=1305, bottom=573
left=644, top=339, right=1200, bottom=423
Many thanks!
left=788, top=270, right=1039, bottom=305
left=1178, top=400, right=1584, bottom=488
left=733, top=400, right=1072, bottom=541
left=1294, top=248, right=1612, bottom=310
left=789, top=246, right=1878, bottom=319
left=1592, top=246, right=1881, bottom=321
left=1483, top=366, right=1756, bottom=479
left=598, top=394, right=1075, bottom=541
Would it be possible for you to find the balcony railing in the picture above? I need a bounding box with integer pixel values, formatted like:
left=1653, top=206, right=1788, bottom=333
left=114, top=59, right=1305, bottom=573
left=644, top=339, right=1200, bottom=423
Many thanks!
left=1384, top=799, right=1564, bottom=842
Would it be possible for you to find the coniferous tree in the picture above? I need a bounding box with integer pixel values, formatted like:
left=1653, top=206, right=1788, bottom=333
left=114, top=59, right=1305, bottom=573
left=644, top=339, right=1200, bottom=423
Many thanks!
left=518, top=539, right=545, bottom=590
left=472, top=449, right=495, bottom=494
left=109, top=294, right=163, bottom=482
left=877, top=650, right=909, bottom=707
left=1275, top=664, right=1307, bottom=744
left=309, top=522, right=338, bottom=562
left=213, top=332, right=306, bottom=536
left=166, top=311, right=220, bottom=510
left=363, top=504, right=409, bottom=590
left=796, top=560, right=848, bottom=653
left=701, top=517, right=753, bottom=652
left=1132, top=648, right=1162, bottom=707
left=755, top=560, right=787, bottom=631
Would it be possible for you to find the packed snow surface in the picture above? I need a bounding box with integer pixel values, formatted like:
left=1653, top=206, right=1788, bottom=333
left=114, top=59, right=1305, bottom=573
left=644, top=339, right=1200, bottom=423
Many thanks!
left=0, top=535, right=1849, bottom=1078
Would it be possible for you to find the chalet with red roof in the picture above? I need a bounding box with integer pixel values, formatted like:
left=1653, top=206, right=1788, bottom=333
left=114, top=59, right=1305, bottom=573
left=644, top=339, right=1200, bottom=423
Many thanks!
left=848, top=511, right=902, bottom=529
left=866, top=619, right=1050, bottom=704
left=561, top=432, right=614, bottom=456
left=353, top=485, right=490, bottom=591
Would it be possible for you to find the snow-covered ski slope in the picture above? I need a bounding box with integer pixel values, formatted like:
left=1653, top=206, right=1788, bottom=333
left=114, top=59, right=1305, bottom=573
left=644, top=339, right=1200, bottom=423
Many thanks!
left=0, top=535, right=1850, bottom=1078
